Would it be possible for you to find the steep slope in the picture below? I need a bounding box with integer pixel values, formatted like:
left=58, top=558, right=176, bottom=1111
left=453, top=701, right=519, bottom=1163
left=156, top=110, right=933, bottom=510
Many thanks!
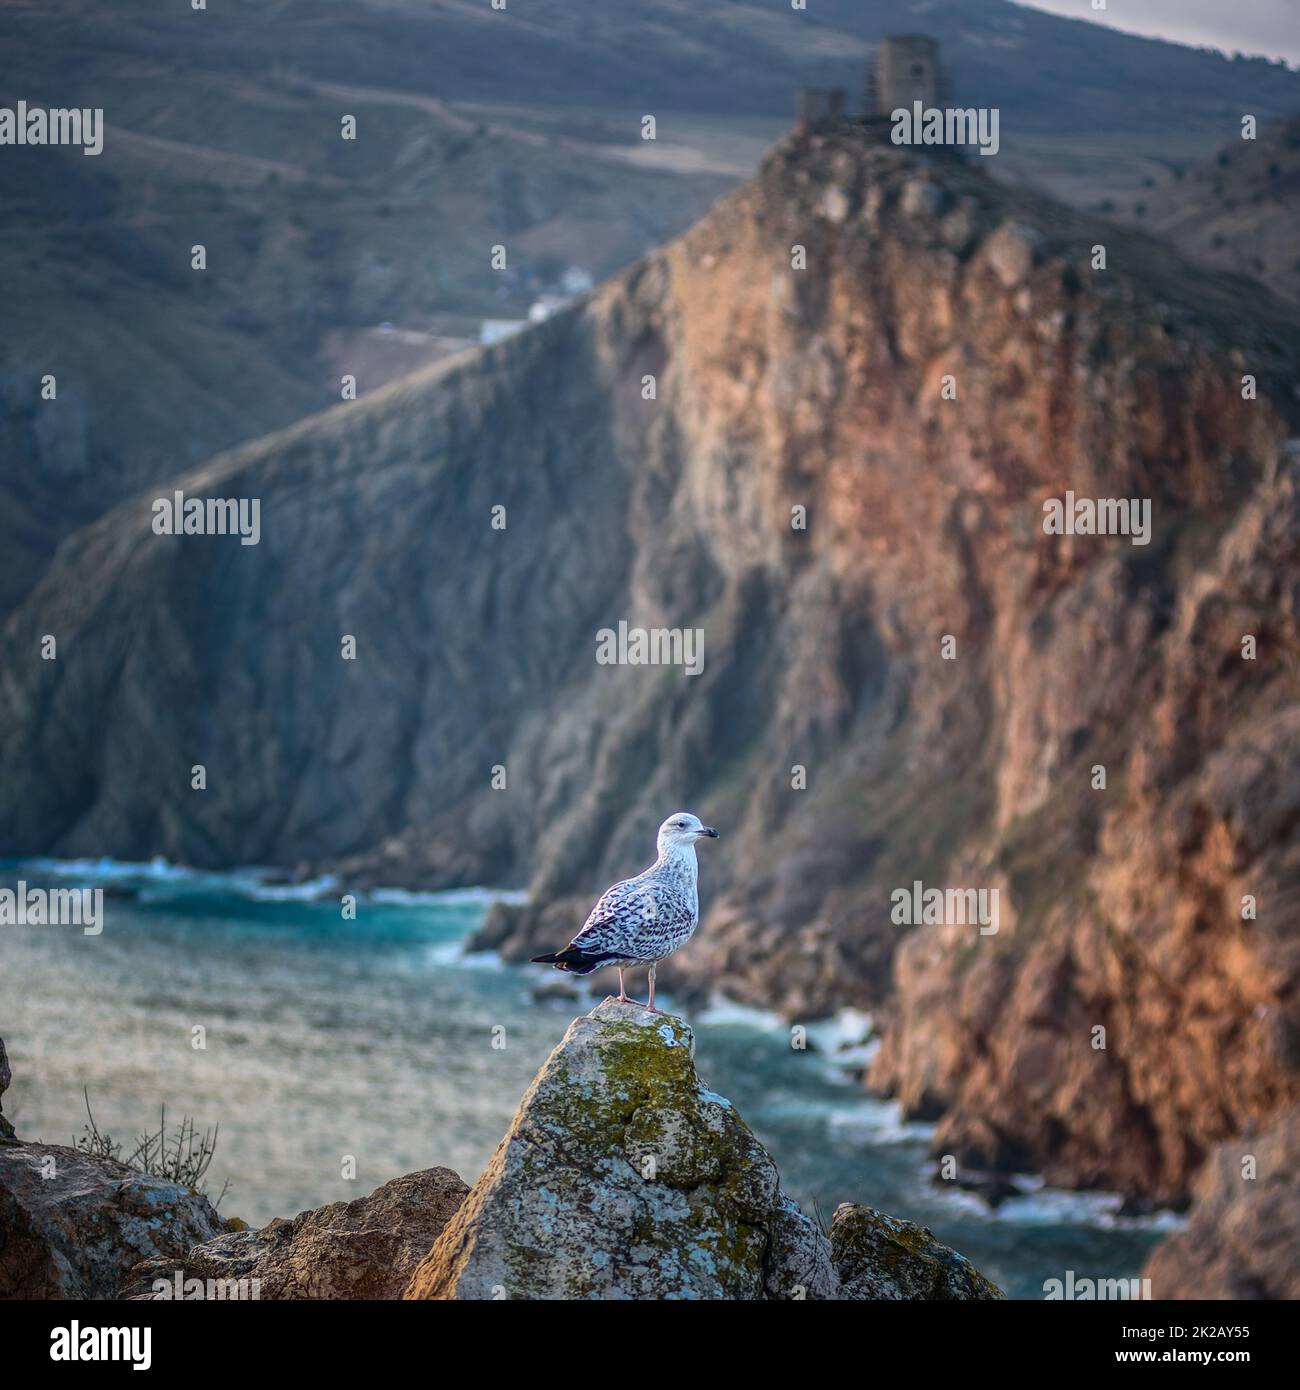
left=1144, top=1104, right=1300, bottom=1299
left=1124, top=115, right=1300, bottom=305
left=3, top=126, right=1298, bottom=1203
left=0, top=5, right=739, bottom=616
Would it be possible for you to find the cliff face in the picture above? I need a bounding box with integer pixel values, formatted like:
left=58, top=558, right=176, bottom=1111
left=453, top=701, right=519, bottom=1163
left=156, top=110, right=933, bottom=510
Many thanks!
left=2, top=128, right=1298, bottom=1202
left=1144, top=1104, right=1300, bottom=1300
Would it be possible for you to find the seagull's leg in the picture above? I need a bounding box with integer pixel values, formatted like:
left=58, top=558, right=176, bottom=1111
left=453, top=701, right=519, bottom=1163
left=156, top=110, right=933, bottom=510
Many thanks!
left=646, top=963, right=666, bottom=1015
left=617, top=966, right=631, bottom=1004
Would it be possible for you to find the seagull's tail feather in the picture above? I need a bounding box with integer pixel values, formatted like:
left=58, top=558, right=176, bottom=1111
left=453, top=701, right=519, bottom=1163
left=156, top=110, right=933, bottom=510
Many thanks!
left=531, top=946, right=616, bottom=975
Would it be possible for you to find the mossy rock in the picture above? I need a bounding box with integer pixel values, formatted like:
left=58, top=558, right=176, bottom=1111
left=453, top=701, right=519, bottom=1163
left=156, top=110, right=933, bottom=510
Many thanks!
left=831, top=1204, right=1006, bottom=1300
left=404, top=1001, right=1004, bottom=1301
left=404, top=1001, right=835, bottom=1300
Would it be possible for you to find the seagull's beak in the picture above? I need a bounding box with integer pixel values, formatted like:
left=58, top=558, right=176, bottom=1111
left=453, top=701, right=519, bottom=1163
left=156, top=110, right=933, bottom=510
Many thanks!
left=699, top=827, right=719, bottom=839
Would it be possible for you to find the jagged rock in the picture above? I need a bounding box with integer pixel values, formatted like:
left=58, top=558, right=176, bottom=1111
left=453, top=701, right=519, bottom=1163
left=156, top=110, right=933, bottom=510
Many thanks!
left=120, top=1167, right=468, bottom=1300
left=405, top=1000, right=999, bottom=1300
left=0, top=1038, right=16, bottom=1143
left=1144, top=1106, right=1300, bottom=1300
left=0, top=1141, right=224, bottom=1299
left=982, top=218, right=1044, bottom=286
left=405, top=1000, right=839, bottom=1300
left=900, top=176, right=944, bottom=219
left=871, top=461, right=1300, bottom=1204
left=831, top=1204, right=1005, bottom=1300
left=819, top=185, right=853, bottom=224
left=939, top=196, right=978, bottom=252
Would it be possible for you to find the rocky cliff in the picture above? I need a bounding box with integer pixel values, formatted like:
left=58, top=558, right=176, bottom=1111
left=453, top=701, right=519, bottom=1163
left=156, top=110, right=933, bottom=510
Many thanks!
left=1144, top=1104, right=1300, bottom=1300
left=2, top=126, right=1298, bottom=1206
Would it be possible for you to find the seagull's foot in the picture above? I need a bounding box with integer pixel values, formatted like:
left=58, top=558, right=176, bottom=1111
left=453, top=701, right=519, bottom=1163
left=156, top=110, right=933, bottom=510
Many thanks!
left=644, top=1004, right=671, bottom=1016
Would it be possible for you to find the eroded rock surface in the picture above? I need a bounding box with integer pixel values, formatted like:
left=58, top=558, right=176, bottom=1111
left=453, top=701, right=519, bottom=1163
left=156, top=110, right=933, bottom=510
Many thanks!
left=3, top=128, right=1298, bottom=1208
left=0, top=1140, right=224, bottom=1299
left=406, top=1001, right=836, bottom=1300
left=121, top=1166, right=468, bottom=1300
left=1144, top=1105, right=1300, bottom=1300
left=831, top=1204, right=1005, bottom=1300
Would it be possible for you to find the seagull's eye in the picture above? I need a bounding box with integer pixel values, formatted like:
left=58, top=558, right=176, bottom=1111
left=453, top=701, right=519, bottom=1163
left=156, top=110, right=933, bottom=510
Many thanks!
left=676, top=821, right=687, bottom=828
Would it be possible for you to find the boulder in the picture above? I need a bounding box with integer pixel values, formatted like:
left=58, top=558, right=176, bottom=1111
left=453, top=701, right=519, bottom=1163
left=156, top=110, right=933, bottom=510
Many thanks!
left=982, top=218, right=1044, bottom=287
left=0, top=1038, right=16, bottom=1143
left=405, top=1000, right=835, bottom=1300
left=0, top=1141, right=225, bottom=1299
left=120, top=1166, right=469, bottom=1300
left=831, top=1204, right=1005, bottom=1300
left=1144, top=1106, right=1300, bottom=1300
left=405, top=999, right=1001, bottom=1300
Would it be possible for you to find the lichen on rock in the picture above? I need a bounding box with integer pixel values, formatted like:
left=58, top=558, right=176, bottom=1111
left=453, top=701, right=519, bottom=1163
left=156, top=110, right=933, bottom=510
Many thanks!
left=0, top=1140, right=225, bottom=1299
left=405, top=999, right=1001, bottom=1300
left=831, top=1204, right=1005, bottom=1300
left=120, top=1166, right=469, bottom=1300
left=405, top=1000, right=839, bottom=1300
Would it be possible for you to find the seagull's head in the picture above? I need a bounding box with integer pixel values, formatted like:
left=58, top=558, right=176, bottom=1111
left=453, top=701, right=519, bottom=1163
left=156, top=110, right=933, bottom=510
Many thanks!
left=657, top=812, right=719, bottom=852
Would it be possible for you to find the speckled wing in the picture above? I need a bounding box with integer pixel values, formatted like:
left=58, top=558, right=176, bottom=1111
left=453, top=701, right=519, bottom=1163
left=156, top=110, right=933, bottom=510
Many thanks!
left=570, top=875, right=696, bottom=962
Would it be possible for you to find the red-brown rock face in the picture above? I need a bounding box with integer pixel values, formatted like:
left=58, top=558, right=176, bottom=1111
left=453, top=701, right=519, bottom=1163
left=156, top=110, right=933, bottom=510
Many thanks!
left=659, top=133, right=1300, bottom=1203
left=1145, top=1105, right=1300, bottom=1298
left=2, top=129, right=1297, bottom=1203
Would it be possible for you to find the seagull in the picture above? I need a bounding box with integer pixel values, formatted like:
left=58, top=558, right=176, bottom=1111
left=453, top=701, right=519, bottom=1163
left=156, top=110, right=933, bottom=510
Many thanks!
left=531, top=812, right=719, bottom=1013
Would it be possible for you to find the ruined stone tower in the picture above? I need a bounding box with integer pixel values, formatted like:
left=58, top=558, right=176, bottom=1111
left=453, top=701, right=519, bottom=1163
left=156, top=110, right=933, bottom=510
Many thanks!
left=869, top=35, right=943, bottom=115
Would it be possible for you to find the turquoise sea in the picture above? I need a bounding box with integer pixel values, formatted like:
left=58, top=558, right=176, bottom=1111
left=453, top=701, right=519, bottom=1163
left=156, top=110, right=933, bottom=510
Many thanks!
left=0, top=858, right=1176, bottom=1299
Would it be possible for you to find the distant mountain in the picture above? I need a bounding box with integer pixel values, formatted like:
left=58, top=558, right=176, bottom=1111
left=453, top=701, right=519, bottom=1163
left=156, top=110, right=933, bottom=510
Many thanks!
left=3, top=124, right=1297, bottom=1202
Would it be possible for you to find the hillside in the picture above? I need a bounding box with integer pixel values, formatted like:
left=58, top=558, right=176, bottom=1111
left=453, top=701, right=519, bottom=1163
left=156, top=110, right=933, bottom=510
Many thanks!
left=0, top=0, right=755, bottom=614
left=3, top=122, right=1298, bottom=1202
left=1121, top=115, right=1300, bottom=304
left=4, top=0, right=1300, bottom=614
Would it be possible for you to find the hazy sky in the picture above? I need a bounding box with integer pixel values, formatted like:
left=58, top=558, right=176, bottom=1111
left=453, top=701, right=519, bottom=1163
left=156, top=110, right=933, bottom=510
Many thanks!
left=1016, top=0, right=1300, bottom=66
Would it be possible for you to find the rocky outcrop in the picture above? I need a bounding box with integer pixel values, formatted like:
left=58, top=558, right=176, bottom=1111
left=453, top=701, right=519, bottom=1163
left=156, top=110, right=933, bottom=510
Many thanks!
left=1144, top=1105, right=1300, bottom=1300
left=120, top=1167, right=468, bottom=1300
left=404, top=1001, right=832, bottom=1299
left=2, top=127, right=1298, bottom=1206
left=0, top=1039, right=16, bottom=1144
left=0, top=1140, right=225, bottom=1299
left=405, top=999, right=999, bottom=1300
left=831, top=1204, right=1003, bottom=1300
